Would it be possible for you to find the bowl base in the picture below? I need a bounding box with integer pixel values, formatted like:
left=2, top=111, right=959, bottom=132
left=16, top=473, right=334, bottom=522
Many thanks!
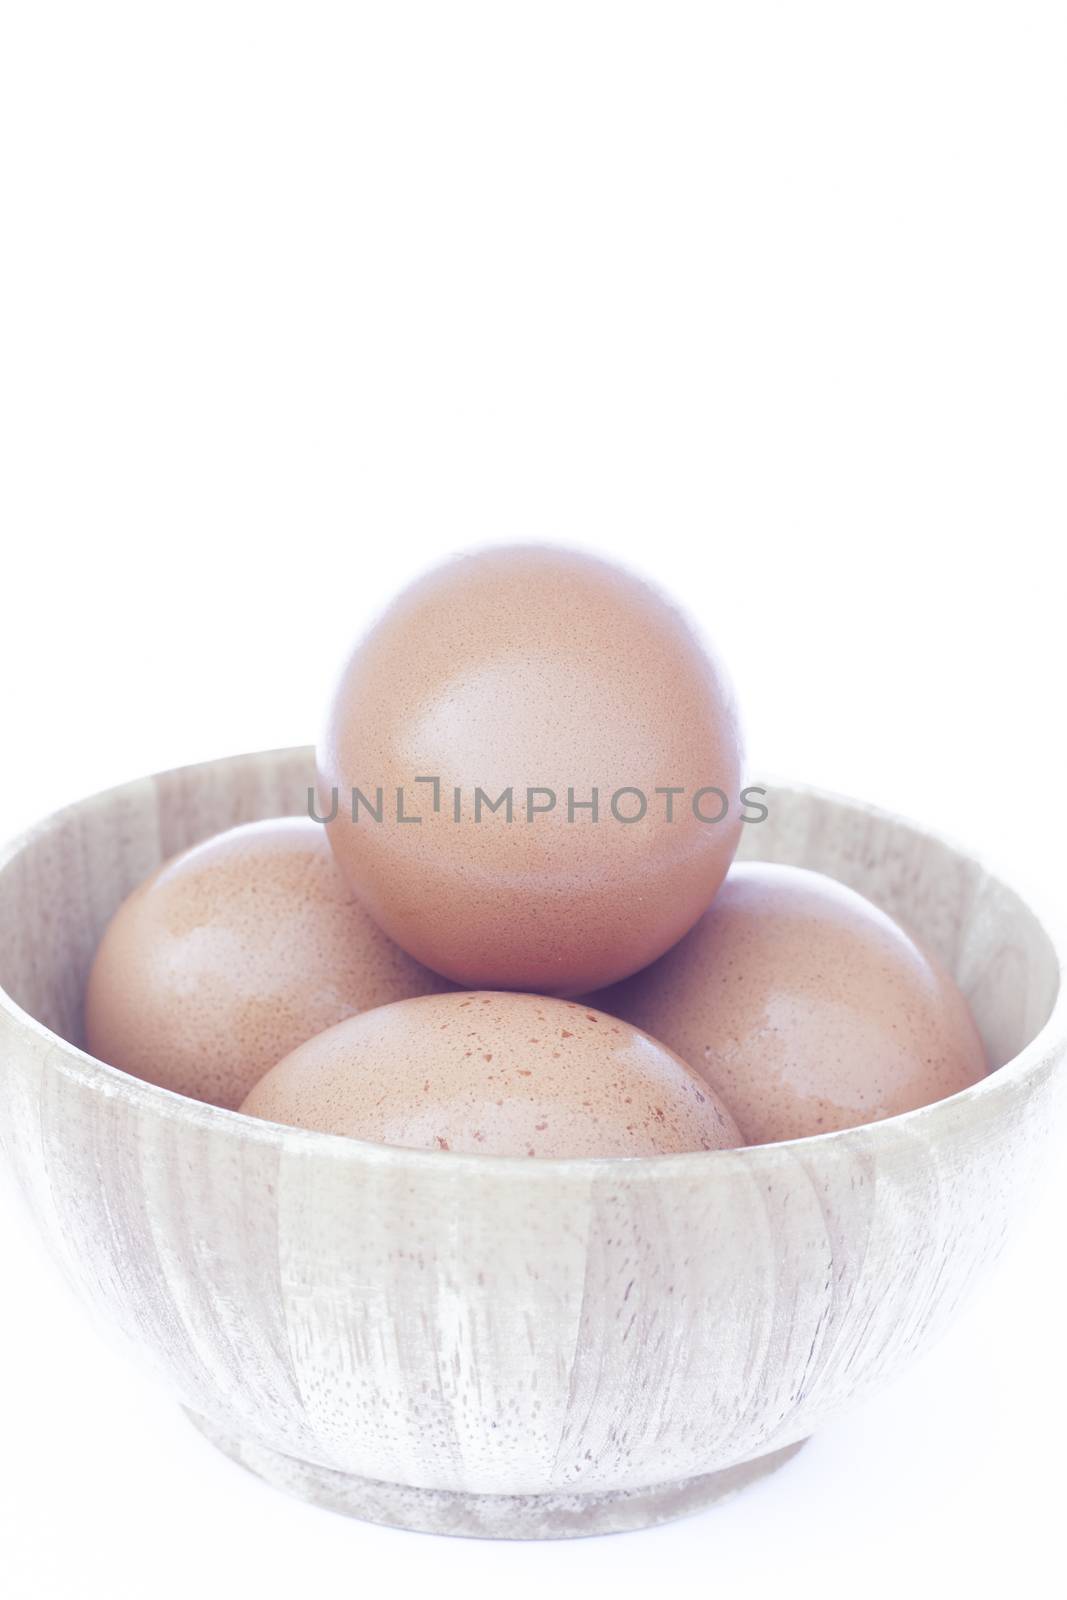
left=185, top=1410, right=806, bottom=1539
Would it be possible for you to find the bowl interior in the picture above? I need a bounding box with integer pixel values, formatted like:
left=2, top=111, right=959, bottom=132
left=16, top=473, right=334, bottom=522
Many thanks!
left=0, top=748, right=1059, bottom=1087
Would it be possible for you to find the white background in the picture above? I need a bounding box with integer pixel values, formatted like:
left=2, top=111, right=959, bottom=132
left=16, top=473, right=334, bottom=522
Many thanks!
left=1, top=4, right=1065, bottom=1597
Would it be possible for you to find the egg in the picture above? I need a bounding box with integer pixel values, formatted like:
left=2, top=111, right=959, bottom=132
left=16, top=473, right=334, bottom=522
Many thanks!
left=84, top=816, right=452, bottom=1109
left=317, top=546, right=743, bottom=994
left=240, top=991, right=743, bottom=1156
left=589, top=862, right=987, bottom=1143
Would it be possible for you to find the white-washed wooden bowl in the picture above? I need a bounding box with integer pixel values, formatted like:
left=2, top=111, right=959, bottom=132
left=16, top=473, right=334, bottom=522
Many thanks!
left=0, top=748, right=1063, bottom=1539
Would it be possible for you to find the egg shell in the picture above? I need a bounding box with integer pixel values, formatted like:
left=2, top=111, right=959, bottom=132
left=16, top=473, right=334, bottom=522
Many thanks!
left=240, top=991, right=743, bottom=1157
left=84, top=816, right=453, bottom=1109
left=588, top=861, right=987, bottom=1144
left=317, top=546, right=743, bottom=995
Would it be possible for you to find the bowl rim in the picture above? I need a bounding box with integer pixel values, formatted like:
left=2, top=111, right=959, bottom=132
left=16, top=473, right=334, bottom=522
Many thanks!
left=1, top=745, right=1064, bottom=1185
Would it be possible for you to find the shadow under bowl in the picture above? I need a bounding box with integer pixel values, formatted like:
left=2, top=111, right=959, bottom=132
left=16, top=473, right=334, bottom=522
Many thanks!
left=0, top=747, right=1063, bottom=1538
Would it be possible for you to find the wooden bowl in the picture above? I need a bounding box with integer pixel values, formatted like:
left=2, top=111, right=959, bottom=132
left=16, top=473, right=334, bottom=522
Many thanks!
left=0, top=747, right=1063, bottom=1539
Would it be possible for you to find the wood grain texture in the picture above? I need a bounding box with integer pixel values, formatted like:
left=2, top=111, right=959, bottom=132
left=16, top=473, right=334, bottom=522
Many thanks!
left=0, top=748, right=1064, bottom=1524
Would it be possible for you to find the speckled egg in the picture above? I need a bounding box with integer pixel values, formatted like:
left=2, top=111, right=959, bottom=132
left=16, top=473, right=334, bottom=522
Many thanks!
left=317, top=546, right=743, bottom=995
left=239, top=991, right=743, bottom=1156
left=589, top=862, right=987, bottom=1144
left=84, top=816, right=453, bottom=1109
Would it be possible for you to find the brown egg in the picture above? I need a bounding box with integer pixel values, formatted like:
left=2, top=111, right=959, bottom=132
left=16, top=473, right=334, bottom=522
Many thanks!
left=84, top=817, right=452, bottom=1109
left=317, top=546, right=743, bottom=995
left=589, top=862, right=987, bottom=1144
left=240, top=991, right=743, bottom=1157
